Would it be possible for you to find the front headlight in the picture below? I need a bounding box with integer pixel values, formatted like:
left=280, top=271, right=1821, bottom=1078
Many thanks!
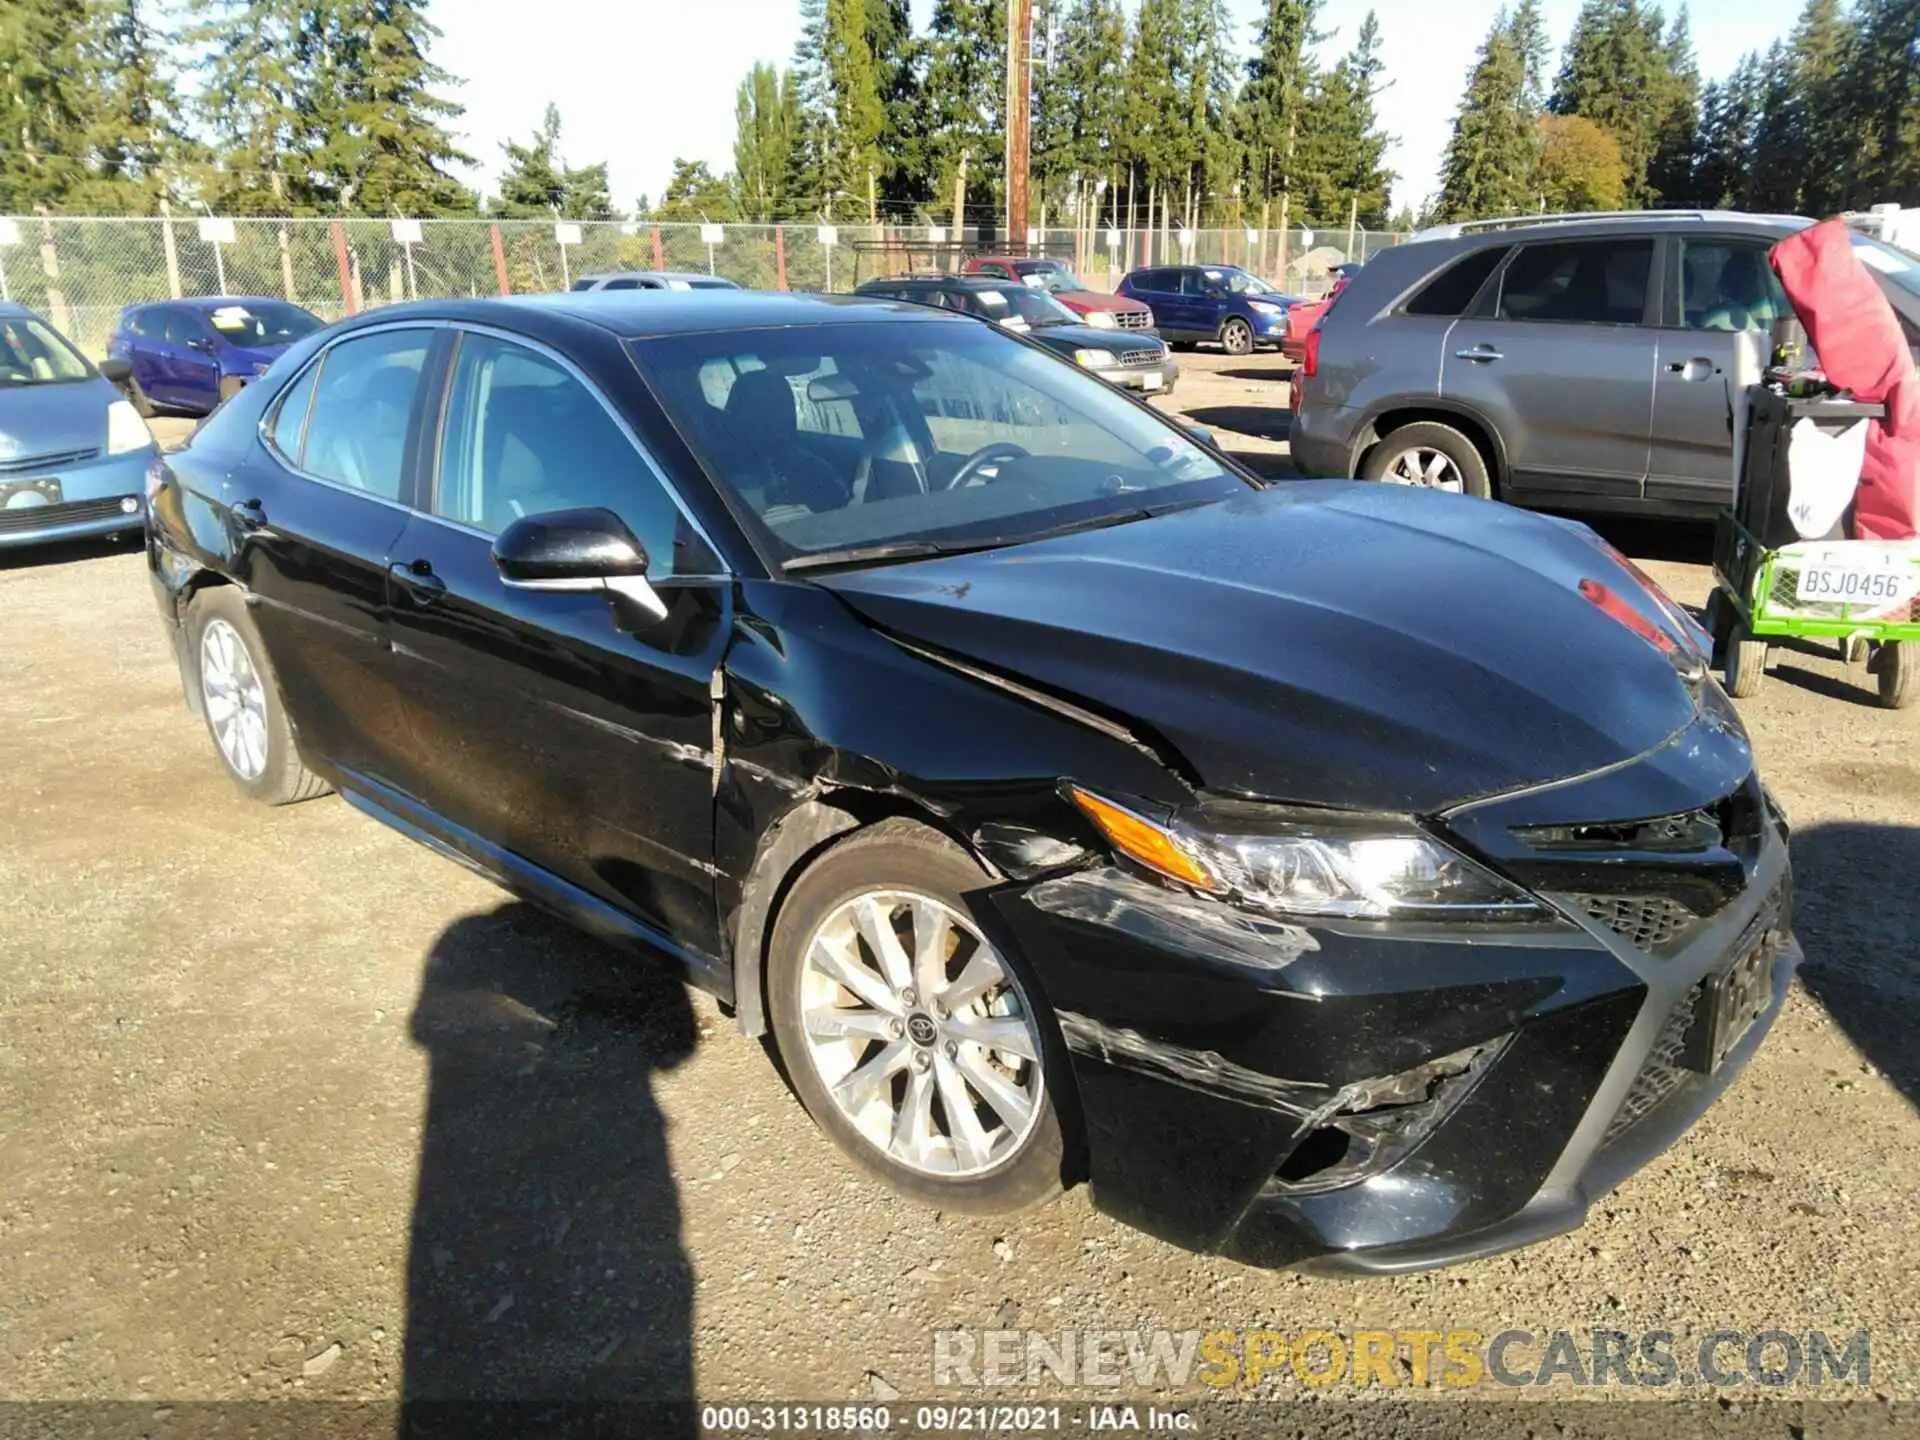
left=1073, top=348, right=1118, bottom=369
left=106, top=399, right=152, bottom=456
left=1248, top=300, right=1285, bottom=317
left=1067, top=785, right=1541, bottom=920
left=1084, top=310, right=1118, bottom=329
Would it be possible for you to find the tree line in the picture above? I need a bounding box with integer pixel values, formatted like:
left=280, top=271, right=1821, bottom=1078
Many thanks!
left=1438, top=0, right=1920, bottom=222
left=5, top=0, right=1917, bottom=231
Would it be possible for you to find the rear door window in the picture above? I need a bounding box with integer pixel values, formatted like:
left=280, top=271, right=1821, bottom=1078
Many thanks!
left=1497, top=239, right=1654, bottom=325
left=299, top=329, right=431, bottom=499
left=1679, top=239, right=1790, bottom=332
left=602, top=278, right=642, bottom=290
left=1405, top=247, right=1509, bottom=317
left=162, top=309, right=204, bottom=347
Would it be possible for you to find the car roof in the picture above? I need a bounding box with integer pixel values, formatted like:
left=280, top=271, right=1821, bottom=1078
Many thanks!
left=322, top=289, right=971, bottom=341
left=861, top=275, right=1014, bottom=290
left=175, top=296, right=298, bottom=311
left=1409, top=209, right=1814, bottom=246
left=579, top=270, right=736, bottom=284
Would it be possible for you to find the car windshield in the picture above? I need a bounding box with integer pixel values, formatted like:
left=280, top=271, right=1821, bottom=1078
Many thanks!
left=636, top=319, right=1246, bottom=567
left=202, top=301, right=323, bottom=347
left=1014, top=263, right=1086, bottom=294
left=0, top=315, right=93, bottom=387
left=1851, top=234, right=1920, bottom=301
left=1207, top=268, right=1276, bottom=296
left=983, top=287, right=1080, bottom=328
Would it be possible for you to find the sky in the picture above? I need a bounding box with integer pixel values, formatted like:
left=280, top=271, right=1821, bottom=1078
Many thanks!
left=432, top=0, right=1807, bottom=220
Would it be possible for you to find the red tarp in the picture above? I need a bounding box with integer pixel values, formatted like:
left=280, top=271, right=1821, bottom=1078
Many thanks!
left=1770, top=218, right=1920, bottom=540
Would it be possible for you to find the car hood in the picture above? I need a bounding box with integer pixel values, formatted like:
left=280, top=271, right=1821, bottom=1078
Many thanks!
left=818, top=483, right=1711, bottom=813
left=1057, top=291, right=1153, bottom=315
left=0, top=377, right=114, bottom=459
left=1030, top=323, right=1157, bottom=352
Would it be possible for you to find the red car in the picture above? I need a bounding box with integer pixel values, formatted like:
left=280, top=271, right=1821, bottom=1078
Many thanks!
left=1280, top=263, right=1363, bottom=362
left=963, top=255, right=1156, bottom=333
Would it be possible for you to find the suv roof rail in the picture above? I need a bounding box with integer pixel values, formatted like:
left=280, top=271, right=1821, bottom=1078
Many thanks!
left=1410, top=209, right=1811, bottom=243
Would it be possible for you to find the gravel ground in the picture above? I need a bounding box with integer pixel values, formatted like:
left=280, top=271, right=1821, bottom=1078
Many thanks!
left=2, top=354, right=1916, bottom=1429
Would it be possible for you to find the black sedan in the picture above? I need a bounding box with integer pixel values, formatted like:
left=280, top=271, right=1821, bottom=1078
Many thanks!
left=146, top=290, right=1796, bottom=1273
left=853, top=275, right=1177, bottom=395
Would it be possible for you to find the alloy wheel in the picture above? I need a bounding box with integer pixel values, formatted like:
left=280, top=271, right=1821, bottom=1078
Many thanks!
left=1381, top=446, right=1465, bottom=493
left=797, top=889, right=1046, bottom=1179
left=199, top=617, right=270, bottom=781
left=1221, top=318, right=1254, bottom=355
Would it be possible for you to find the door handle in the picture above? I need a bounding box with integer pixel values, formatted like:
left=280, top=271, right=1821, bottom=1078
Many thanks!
left=388, top=558, right=448, bottom=604
left=1667, top=357, right=1718, bottom=380
left=231, top=498, right=268, bottom=531
left=1454, top=345, right=1504, bottom=362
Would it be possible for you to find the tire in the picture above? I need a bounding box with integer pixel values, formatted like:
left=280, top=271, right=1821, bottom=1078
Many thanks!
left=1723, top=619, right=1768, bottom=699
left=1220, top=317, right=1255, bottom=356
left=1876, top=640, right=1916, bottom=709
left=1702, top=590, right=1732, bottom=661
left=128, top=376, right=156, bottom=419
left=1360, top=421, right=1493, bottom=499
left=766, top=818, right=1068, bottom=1215
left=187, top=587, right=331, bottom=806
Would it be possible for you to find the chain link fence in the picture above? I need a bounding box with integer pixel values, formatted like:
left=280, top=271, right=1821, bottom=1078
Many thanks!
left=0, top=215, right=1410, bottom=356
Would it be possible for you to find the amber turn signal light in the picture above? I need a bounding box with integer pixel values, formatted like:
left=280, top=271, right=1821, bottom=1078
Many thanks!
left=1065, top=785, right=1220, bottom=892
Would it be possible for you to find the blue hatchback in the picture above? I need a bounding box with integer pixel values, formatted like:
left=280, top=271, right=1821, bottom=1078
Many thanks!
left=0, top=302, right=156, bottom=548
left=108, top=298, right=326, bottom=417
left=1114, top=265, right=1295, bottom=356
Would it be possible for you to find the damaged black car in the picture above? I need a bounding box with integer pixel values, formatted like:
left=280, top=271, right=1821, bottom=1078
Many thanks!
left=146, top=291, right=1796, bottom=1273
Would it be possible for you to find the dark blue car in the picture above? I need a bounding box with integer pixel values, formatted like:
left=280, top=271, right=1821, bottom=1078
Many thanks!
left=108, top=298, right=326, bottom=416
left=1115, top=265, right=1296, bottom=355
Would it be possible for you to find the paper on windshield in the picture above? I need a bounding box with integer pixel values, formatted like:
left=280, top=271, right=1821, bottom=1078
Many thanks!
left=208, top=305, right=254, bottom=331
left=974, top=290, right=1008, bottom=308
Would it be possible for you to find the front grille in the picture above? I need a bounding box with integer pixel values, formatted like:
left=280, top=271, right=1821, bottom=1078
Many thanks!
left=0, top=445, right=99, bottom=475
left=1114, top=310, right=1153, bottom=330
left=0, top=496, right=139, bottom=535
left=1571, top=894, right=1700, bottom=953
left=1119, top=347, right=1163, bottom=367
left=1602, top=986, right=1698, bottom=1145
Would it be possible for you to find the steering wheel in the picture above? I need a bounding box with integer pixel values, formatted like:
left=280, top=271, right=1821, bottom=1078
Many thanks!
left=945, top=441, right=1031, bottom=490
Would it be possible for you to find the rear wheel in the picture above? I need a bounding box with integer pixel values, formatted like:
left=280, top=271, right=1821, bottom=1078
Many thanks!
left=188, top=588, right=331, bottom=805
left=1220, top=317, right=1255, bottom=356
left=767, top=819, right=1067, bottom=1215
left=1876, top=640, right=1916, bottom=709
left=1361, top=421, right=1492, bottom=499
left=1723, top=619, right=1769, bottom=699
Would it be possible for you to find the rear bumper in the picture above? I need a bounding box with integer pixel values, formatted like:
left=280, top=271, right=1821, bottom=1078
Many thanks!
left=1287, top=402, right=1357, bottom=479
left=989, top=790, right=1793, bottom=1273
left=0, top=450, right=152, bottom=548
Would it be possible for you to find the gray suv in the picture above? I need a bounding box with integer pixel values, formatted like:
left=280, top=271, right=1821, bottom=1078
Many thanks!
left=1290, top=211, right=1920, bottom=516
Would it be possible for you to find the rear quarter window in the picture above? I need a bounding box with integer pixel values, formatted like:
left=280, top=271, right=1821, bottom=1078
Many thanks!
left=1404, top=246, right=1510, bottom=317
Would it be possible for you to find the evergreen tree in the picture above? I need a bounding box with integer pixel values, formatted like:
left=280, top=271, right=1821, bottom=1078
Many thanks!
left=918, top=0, right=1004, bottom=222
left=1509, top=0, right=1552, bottom=109
left=1295, top=11, right=1393, bottom=226
left=1240, top=0, right=1321, bottom=230
left=790, top=0, right=900, bottom=219
left=655, top=159, right=735, bottom=222
left=1551, top=0, right=1667, bottom=205
left=1837, top=0, right=1920, bottom=205
left=1438, top=9, right=1537, bottom=221
left=76, top=0, right=198, bottom=213
left=494, top=104, right=613, bottom=219
left=185, top=0, right=324, bottom=212
left=1173, top=0, right=1240, bottom=226
left=1041, top=0, right=1127, bottom=226
left=308, top=0, right=474, bottom=214
left=1692, top=55, right=1763, bottom=208
left=0, top=0, right=93, bottom=210
left=1783, top=0, right=1859, bottom=213
left=732, top=63, right=798, bottom=221
left=1647, top=6, right=1701, bottom=204
left=1745, top=41, right=1799, bottom=211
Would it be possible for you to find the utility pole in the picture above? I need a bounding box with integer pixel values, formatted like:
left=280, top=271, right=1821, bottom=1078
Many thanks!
left=952, top=149, right=970, bottom=250
left=868, top=165, right=877, bottom=226
left=1005, top=0, right=1032, bottom=246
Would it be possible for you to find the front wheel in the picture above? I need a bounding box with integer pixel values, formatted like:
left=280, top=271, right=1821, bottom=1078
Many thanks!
left=188, top=588, right=331, bottom=805
left=767, top=819, right=1068, bottom=1215
left=1360, top=421, right=1492, bottom=499
left=1876, top=640, right=1916, bottom=709
left=1220, top=317, right=1255, bottom=356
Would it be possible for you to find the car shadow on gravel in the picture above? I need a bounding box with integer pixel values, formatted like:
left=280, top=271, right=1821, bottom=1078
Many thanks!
left=1792, top=821, right=1920, bottom=1113
left=0, top=532, right=143, bottom=572
left=1180, top=405, right=1293, bottom=442
left=400, top=901, right=699, bottom=1434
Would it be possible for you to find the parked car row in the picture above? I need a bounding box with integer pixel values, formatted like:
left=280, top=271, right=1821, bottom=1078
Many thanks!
left=142, top=284, right=1795, bottom=1276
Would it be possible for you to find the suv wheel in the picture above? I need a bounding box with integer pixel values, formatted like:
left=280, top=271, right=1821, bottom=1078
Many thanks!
left=1362, top=421, right=1491, bottom=499
left=767, top=819, right=1068, bottom=1215
left=189, top=588, right=331, bottom=805
left=1219, top=317, right=1255, bottom=356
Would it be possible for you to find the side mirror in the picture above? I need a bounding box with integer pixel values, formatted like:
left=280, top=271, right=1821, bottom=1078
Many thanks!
left=492, top=507, right=668, bottom=624
left=98, top=358, right=133, bottom=384
left=187, top=337, right=216, bottom=355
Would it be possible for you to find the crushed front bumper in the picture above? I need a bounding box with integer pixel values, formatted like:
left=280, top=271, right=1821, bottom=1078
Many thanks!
left=989, top=721, right=1793, bottom=1272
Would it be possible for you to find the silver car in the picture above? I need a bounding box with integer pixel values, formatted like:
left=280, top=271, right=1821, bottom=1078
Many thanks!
left=1290, top=210, right=1920, bottom=517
